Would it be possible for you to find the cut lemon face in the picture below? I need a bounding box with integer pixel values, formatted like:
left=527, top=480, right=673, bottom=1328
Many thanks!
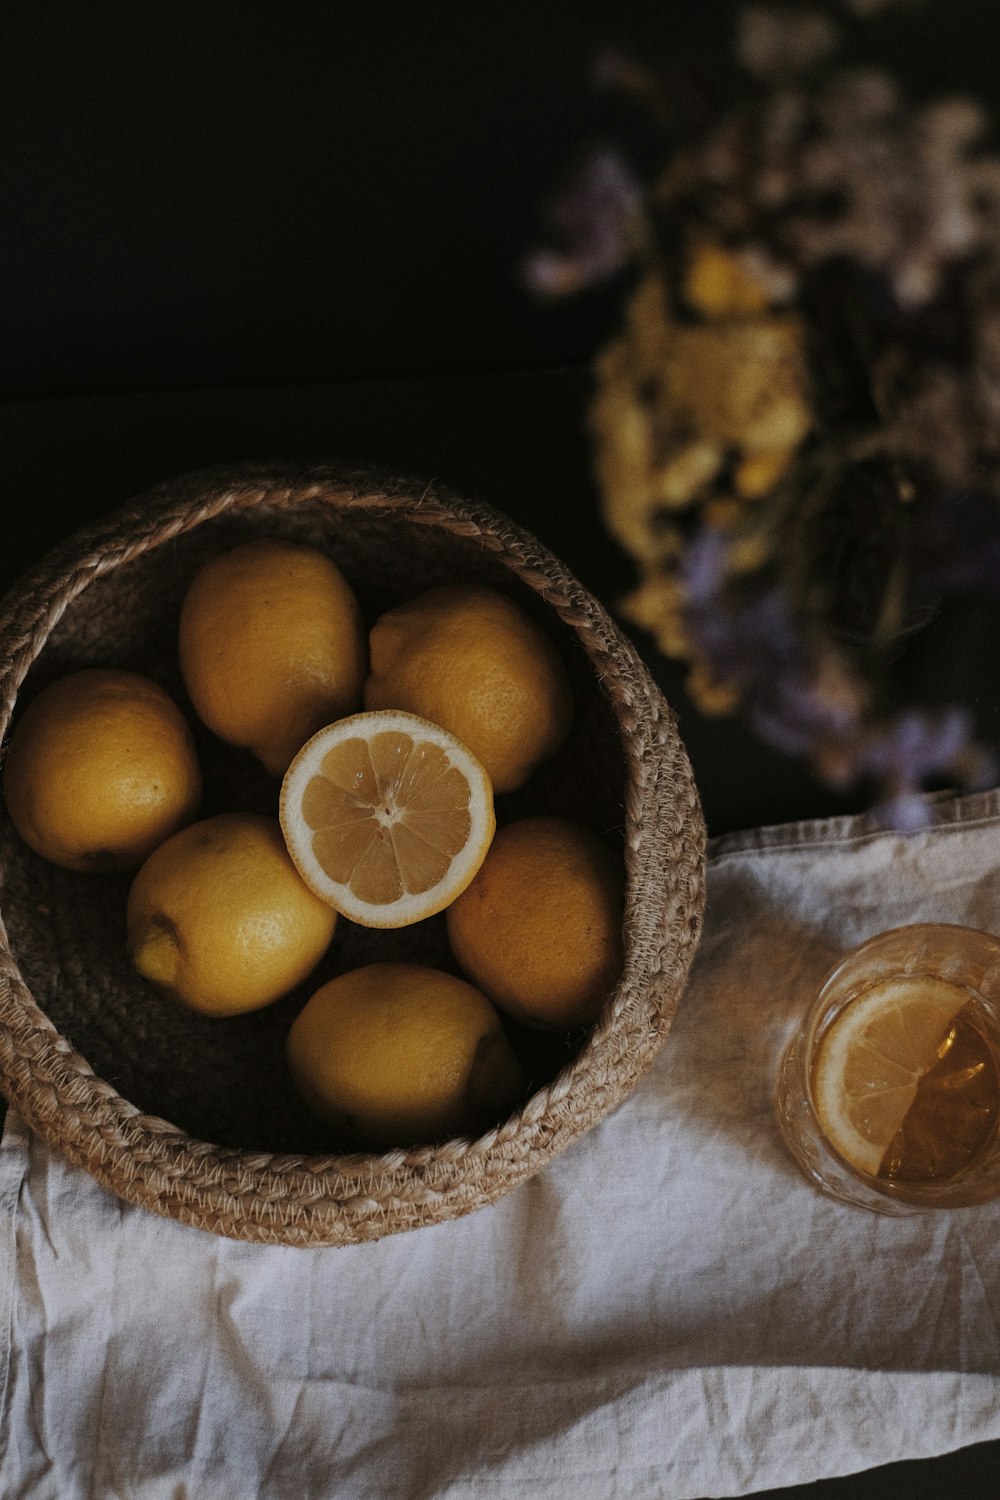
left=279, top=710, right=496, bottom=928
left=812, top=976, right=971, bottom=1177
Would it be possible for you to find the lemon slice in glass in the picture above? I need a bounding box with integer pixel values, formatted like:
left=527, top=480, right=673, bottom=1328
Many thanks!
left=812, top=975, right=972, bottom=1177
left=279, top=710, right=495, bottom=928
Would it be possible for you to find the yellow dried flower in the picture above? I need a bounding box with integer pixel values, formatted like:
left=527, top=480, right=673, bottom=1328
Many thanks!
left=735, top=446, right=795, bottom=498
left=623, top=272, right=672, bottom=370
left=727, top=531, right=777, bottom=574
left=591, top=250, right=813, bottom=675
left=624, top=574, right=692, bottom=656
left=653, top=442, right=723, bottom=508
left=686, top=661, right=743, bottom=715
left=665, top=319, right=811, bottom=454
left=685, top=241, right=772, bottom=318
left=592, top=263, right=813, bottom=567
left=590, top=373, right=658, bottom=556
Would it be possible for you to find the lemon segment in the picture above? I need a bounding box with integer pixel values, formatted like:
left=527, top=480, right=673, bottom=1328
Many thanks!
left=279, top=710, right=495, bottom=929
left=812, top=976, right=973, bottom=1177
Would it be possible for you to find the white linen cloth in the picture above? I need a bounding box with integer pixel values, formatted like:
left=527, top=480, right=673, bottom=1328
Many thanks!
left=3, top=790, right=1000, bottom=1499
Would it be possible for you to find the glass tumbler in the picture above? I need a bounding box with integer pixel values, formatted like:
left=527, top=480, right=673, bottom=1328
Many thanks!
left=775, top=922, right=1000, bottom=1213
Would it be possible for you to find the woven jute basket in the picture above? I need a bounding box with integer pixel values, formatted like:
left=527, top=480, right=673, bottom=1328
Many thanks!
left=0, top=462, right=706, bottom=1246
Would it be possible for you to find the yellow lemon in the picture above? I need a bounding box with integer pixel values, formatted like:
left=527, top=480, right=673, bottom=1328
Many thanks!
left=446, top=816, right=624, bottom=1031
left=812, top=976, right=974, bottom=1178
left=287, top=962, right=527, bottom=1147
left=363, top=584, right=573, bottom=793
left=279, top=709, right=495, bottom=928
left=3, top=668, right=201, bottom=872
left=179, top=538, right=367, bottom=776
left=127, top=812, right=336, bottom=1016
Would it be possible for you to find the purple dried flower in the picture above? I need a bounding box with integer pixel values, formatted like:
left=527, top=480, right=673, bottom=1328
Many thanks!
left=861, top=707, right=971, bottom=780
left=862, top=708, right=979, bottom=829
left=874, top=789, right=934, bottom=832
left=523, top=150, right=642, bottom=298
left=679, top=531, right=994, bottom=831
left=748, top=665, right=858, bottom=756
left=682, top=529, right=861, bottom=754
left=693, top=592, right=797, bottom=687
left=680, top=527, right=728, bottom=608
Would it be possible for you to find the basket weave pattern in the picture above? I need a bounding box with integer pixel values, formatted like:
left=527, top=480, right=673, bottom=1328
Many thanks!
left=0, top=464, right=706, bottom=1246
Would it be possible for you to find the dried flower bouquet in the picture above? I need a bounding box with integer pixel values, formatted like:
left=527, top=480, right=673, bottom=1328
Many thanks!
left=528, top=0, right=1000, bottom=827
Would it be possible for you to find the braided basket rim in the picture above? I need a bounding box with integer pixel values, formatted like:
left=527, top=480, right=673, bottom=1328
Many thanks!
left=0, top=462, right=706, bottom=1246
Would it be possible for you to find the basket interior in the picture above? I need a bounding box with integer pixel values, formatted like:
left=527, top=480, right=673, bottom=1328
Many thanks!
left=0, top=499, right=630, bottom=1152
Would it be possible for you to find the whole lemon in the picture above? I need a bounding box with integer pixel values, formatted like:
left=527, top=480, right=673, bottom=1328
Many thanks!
left=287, top=962, right=527, bottom=1147
left=363, top=584, right=572, bottom=794
left=3, top=668, right=201, bottom=872
left=127, top=812, right=336, bottom=1016
left=446, top=816, right=624, bottom=1031
left=179, top=538, right=367, bottom=776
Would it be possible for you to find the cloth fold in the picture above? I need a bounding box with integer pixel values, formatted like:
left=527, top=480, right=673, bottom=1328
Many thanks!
left=3, top=790, right=1000, bottom=1499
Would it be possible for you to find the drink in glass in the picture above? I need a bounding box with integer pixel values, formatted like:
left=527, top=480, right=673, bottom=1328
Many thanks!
left=775, top=923, right=1000, bottom=1213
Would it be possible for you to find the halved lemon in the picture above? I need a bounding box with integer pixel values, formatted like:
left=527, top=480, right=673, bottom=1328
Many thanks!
left=279, top=710, right=496, bottom=928
left=812, top=975, right=971, bottom=1177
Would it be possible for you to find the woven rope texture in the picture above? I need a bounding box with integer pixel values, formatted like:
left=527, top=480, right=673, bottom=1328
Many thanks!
left=0, top=464, right=706, bottom=1245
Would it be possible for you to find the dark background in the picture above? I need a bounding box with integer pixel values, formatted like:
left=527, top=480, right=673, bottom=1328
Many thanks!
left=4, top=2, right=1000, bottom=1492
left=7, top=0, right=1000, bottom=399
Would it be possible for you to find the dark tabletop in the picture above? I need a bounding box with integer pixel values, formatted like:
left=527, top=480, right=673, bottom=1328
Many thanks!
left=4, top=0, right=1000, bottom=1491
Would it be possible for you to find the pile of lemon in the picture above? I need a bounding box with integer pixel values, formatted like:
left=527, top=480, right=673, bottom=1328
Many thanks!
left=3, top=540, right=624, bottom=1149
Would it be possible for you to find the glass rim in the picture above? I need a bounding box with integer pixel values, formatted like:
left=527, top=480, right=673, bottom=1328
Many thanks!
left=813, top=920, right=1000, bottom=1009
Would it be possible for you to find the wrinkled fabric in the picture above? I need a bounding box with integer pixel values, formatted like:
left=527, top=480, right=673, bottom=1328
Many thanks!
left=2, top=790, right=1000, bottom=1499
